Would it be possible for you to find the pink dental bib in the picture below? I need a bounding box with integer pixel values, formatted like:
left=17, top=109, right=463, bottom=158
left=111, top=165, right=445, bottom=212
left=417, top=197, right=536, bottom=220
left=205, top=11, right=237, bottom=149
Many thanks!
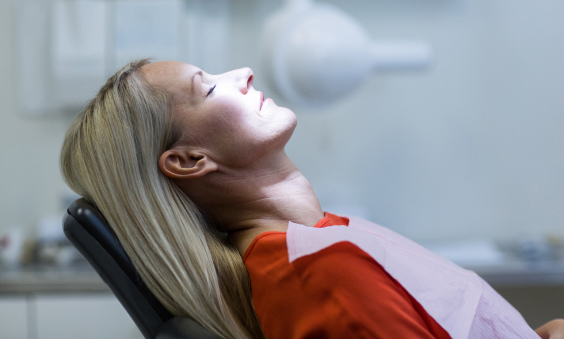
left=287, top=216, right=539, bottom=339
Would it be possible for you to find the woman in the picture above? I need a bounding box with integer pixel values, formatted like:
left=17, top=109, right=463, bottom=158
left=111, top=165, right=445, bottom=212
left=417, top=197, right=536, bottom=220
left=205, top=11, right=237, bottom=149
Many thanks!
left=61, top=59, right=562, bottom=339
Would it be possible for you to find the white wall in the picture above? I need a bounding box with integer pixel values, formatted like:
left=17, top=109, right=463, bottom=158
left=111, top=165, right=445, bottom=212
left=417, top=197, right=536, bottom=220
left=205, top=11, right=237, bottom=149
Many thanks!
left=231, top=0, right=564, bottom=243
left=0, top=0, right=72, bottom=236
left=1, top=0, right=564, bottom=245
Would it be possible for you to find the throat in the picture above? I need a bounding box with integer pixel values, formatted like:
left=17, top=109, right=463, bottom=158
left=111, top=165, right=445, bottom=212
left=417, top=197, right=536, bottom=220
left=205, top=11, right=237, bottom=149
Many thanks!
left=188, top=156, right=324, bottom=256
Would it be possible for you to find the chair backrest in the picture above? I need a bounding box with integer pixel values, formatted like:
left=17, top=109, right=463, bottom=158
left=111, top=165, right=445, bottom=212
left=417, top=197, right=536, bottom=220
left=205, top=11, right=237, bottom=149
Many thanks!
left=64, top=198, right=173, bottom=338
left=62, top=199, right=225, bottom=339
left=63, top=198, right=227, bottom=339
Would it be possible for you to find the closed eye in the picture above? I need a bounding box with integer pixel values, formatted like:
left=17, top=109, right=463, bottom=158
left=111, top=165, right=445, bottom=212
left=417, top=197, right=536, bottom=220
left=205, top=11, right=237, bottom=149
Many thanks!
left=206, top=84, right=217, bottom=98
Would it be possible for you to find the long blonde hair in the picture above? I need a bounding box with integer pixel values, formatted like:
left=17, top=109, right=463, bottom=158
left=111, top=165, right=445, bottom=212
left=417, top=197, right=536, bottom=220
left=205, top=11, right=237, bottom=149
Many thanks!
left=60, top=59, right=265, bottom=339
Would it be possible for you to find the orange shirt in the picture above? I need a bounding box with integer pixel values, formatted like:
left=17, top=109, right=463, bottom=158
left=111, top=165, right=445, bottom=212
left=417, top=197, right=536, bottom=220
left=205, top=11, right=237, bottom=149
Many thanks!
left=243, top=213, right=452, bottom=339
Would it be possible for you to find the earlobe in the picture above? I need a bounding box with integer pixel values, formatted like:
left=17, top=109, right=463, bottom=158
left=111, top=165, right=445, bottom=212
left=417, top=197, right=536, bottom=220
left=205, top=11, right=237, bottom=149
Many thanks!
left=159, top=147, right=218, bottom=179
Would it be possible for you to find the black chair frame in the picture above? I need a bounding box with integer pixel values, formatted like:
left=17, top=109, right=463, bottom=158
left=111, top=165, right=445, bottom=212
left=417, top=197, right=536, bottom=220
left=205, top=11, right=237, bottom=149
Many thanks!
left=63, top=198, right=222, bottom=339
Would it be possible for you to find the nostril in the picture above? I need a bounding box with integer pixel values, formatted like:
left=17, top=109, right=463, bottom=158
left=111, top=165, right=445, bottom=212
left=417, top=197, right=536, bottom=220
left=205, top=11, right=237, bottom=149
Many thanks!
left=247, top=74, right=254, bottom=90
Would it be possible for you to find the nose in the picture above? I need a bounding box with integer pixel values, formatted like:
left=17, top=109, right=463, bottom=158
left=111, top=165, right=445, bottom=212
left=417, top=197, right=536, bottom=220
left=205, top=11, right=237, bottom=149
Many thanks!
left=233, top=67, right=253, bottom=94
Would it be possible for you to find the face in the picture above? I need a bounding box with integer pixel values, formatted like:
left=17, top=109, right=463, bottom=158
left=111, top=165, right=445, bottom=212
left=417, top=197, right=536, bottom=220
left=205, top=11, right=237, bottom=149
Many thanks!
left=142, top=61, right=297, bottom=168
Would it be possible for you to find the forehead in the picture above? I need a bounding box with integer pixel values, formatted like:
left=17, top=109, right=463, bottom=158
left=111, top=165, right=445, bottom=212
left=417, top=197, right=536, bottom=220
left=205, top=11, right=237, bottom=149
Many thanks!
left=141, top=61, right=201, bottom=103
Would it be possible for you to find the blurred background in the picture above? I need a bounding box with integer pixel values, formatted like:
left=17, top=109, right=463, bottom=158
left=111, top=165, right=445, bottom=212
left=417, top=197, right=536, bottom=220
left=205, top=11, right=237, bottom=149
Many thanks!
left=1, top=0, right=564, bottom=338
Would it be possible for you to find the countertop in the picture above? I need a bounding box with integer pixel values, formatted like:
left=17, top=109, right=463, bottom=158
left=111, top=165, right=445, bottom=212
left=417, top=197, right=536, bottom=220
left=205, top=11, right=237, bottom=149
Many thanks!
left=2, top=260, right=564, bottom=295
left=0, top=263, right=108, bottom=294
left=469, top=260, right=564, bottom=287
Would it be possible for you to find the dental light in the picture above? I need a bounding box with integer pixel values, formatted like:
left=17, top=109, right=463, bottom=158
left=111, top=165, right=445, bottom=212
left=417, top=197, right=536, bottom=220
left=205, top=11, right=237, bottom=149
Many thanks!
left=261, top=0, right=433, bottom=107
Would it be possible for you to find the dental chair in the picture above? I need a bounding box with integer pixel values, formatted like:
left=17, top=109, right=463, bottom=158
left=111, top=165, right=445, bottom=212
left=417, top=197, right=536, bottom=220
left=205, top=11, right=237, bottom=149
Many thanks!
left=63, top=198, right=223, bottom=339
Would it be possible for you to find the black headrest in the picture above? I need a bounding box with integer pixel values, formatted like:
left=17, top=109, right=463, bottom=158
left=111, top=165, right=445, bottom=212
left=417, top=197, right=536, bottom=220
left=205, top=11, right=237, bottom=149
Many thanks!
left=63, top=198, right=173, bottom=339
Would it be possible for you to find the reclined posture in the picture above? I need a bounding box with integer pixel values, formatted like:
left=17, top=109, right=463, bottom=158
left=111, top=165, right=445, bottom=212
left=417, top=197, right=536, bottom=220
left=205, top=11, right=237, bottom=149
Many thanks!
left=60, top=59, right=563, bottom=339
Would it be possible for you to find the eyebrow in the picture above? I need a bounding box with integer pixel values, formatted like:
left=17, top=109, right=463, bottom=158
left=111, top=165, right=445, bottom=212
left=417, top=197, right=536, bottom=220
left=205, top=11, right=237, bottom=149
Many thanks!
left=191, top=71, right=203, bottom=95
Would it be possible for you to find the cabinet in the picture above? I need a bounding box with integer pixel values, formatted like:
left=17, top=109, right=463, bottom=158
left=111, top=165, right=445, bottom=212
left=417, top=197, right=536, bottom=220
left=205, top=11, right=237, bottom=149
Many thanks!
left=34, top=293, right=142, bottom=339
left=0, top=297, right=28, bottom=339
left=1, top=293, right=142, bottom=339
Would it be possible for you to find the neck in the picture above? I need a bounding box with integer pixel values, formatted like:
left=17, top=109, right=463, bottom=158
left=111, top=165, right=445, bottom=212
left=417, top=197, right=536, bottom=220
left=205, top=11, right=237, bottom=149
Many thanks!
left=178, top=151, right=324, bottom=256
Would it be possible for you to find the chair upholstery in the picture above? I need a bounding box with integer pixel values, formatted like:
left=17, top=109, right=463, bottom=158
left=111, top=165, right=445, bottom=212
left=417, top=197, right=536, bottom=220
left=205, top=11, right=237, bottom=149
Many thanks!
left=63, top=198, right=222, bottom=339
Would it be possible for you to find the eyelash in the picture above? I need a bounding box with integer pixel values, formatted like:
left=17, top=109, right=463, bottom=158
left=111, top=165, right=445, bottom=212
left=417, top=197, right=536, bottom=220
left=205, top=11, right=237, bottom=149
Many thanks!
left=206, top=84, right=217, bottom=97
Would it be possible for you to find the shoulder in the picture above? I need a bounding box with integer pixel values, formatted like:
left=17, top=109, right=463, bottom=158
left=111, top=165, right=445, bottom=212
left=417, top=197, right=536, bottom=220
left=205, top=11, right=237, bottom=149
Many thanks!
left=296, top=242, right=451, bottom=338
left=248, top=237, right=449, bottom=338
left=292, top=241, right=415, bottom=313
left=292, top=241, right=391, bottom=287
left=244, top=228, right=404, bottom=299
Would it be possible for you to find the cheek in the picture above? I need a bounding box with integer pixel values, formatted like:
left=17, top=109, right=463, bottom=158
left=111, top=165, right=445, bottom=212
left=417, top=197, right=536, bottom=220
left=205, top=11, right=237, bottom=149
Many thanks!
left=200, top=105, right=255, bottom=148
left=207, top=104, right=248, bottom=134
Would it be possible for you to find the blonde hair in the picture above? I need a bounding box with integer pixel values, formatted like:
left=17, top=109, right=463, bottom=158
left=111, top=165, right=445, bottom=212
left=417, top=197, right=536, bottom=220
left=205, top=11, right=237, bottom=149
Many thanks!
left=60, top=59, right=265, bottom=339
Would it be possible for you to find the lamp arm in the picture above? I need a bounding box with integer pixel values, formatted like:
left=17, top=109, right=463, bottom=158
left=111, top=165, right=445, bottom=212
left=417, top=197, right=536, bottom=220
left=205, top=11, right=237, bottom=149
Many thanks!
left=370, top=42, right=434, bottom=72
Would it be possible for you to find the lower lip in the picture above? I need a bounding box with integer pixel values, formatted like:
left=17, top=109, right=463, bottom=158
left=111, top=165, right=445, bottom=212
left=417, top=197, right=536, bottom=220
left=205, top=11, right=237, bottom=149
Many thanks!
left=261, top=98, right=272, bottom=111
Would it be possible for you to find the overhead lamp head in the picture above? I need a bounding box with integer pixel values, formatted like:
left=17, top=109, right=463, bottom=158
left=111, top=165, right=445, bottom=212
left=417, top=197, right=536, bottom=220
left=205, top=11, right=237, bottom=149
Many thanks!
left=261, top=0, right=433, bottom=108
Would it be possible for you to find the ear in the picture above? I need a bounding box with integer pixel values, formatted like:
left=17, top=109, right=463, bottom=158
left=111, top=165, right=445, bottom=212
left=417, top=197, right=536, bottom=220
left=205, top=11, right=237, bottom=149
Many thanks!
left=159, top=146, right=218, bottom=179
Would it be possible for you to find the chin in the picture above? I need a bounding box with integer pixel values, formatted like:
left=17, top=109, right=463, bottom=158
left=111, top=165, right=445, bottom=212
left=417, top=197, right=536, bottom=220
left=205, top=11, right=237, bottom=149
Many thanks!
left=282, top=110, right=298, bottom=137
left=280, top=110, right=298, bottom=144
left=282, top=106, right=298, bottom=126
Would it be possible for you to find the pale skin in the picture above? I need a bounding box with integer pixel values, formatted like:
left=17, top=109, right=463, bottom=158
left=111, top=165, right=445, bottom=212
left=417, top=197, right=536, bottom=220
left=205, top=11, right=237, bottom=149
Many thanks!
left=141, top=61, right=563, bottom=338
left=142, top=61, right=324, bottom=255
